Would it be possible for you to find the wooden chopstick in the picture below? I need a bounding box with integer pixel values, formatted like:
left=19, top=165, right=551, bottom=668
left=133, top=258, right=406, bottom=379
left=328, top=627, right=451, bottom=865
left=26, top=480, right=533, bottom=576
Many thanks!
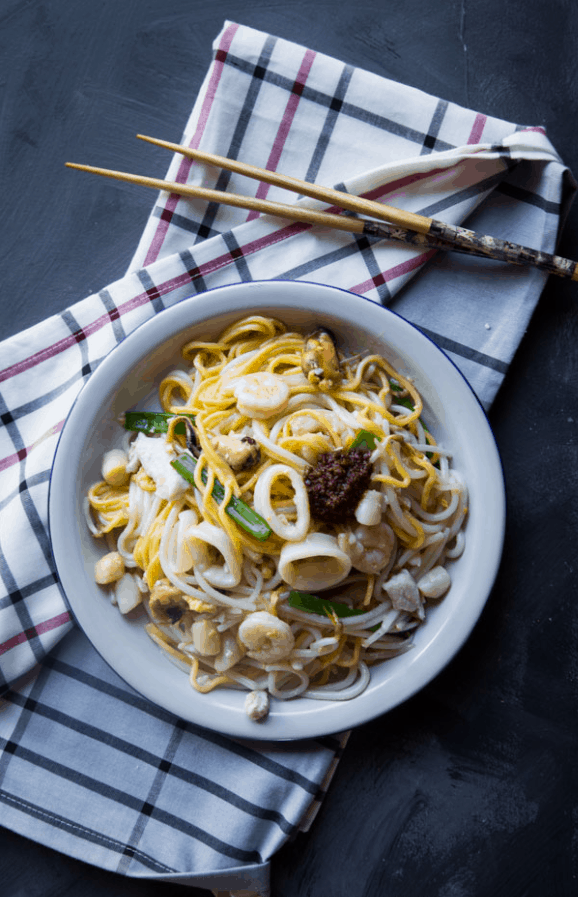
left=135, top=134, right=578, bottom=282
left=64, top=161, right=466, bottom=256
left=136, top=133, right=434, bottom=233
left=65, top=140, right=578, bottom=281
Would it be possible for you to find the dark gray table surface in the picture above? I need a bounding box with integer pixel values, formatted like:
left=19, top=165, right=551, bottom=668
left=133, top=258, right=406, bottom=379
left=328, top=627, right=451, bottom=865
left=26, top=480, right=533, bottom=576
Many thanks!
left=2, top=2, right=578, bottom=895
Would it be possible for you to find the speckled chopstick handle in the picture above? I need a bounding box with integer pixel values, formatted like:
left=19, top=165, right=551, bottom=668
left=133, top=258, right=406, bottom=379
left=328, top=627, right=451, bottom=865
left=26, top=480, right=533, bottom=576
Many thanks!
left=364, top=219, right=578, bottom=279
left=429, top=219, right=578, bottom=280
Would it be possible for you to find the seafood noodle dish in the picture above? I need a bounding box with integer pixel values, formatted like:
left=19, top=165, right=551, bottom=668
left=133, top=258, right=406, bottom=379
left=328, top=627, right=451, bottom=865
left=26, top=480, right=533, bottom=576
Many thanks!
left=85, top=314, right=468, bottom=722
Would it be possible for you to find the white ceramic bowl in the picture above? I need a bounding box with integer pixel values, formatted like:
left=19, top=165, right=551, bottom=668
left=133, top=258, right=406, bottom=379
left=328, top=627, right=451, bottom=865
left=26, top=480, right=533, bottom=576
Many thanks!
left=49, top=281, right=505, bottom=740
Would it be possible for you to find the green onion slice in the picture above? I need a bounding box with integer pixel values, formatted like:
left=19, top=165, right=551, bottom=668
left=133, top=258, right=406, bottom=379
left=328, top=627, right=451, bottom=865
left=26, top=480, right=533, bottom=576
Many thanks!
left=349, top=428, right=380, bottom=452
left=288, top=589, right=367, bottom=621
left=170, top=452, right=271, bottom=542
left=288, top=589, right=380, bottom=631
left=123, top=410, right=196, bottom=435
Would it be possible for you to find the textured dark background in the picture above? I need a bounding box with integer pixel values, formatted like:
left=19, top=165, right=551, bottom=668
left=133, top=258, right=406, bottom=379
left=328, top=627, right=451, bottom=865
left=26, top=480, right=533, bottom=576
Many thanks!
left=1, top=1, right=578, bottom=895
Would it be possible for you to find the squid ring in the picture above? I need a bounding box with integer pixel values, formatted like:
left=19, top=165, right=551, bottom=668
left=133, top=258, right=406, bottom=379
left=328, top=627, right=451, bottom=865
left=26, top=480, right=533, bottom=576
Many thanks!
left=278, top=532, right=352, bottom=591
left=253, top=463, right=310, bottom=541
left=185, top=520, right=242, bottom=588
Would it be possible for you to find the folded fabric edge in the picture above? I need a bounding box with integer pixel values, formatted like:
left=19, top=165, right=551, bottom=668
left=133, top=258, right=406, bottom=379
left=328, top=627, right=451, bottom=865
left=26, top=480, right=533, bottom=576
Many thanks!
left=316, top=131, right=561, bottom=203
left=132, top=860, right=270, bottom=895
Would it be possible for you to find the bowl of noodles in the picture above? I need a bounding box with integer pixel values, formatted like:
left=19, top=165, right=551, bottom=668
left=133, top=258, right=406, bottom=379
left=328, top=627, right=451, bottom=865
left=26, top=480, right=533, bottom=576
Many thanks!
left=49, top=280, right=505, bottom=740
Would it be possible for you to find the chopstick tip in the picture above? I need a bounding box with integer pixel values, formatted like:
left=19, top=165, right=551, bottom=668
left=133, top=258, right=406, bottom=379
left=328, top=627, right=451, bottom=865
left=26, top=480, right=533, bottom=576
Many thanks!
left=136, top=133, right=159, bottom=146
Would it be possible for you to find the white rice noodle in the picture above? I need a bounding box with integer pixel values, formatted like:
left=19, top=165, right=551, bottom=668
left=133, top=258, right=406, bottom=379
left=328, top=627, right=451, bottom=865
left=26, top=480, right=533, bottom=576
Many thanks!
left=282, top=600, right=395, bottom=633
left=369, top=433, right=400, bottom=466
left=218, top=348, right=261, bottom=378
left=445, top=530, right=466, bottom=559
left=384, top=486, right=420, bottom=537
left=193, top=567, right=257, bottom=611
left=412, top=441, right=453, bottom=458
left=373, top=567, right=396, bottom=599
left=411, top=489, right=460, bottom=523
left=396, top=530, right=448, bottom=578
left=224, top=668, right=269, bottom=691
left=390, top=402, right=420, bottom=420
left=322, top=394, right=363, bottom=430
left=268, top=405, right=342, bottom=443
left=159, top=501, right=187, bottom=587
left=290, top=622, right=324, bottom=643
left=156, top=647, right=192, bottom=675
left=266, top=665, right=310, bottom=700
left=156, top=533, right=222, bottom=605
left=263, top=567, right=284, bottom=591
left=437, top=454, right=450, bottom=478
left=237, top=561, right=264, bottom=604
left=291, top=636, right=340, bottom=660
left=283, top=393, right=332, bottom=413
left=414, top=418, right=427, bottom=444
left=366, top=639, right=414, bottom=657
left=361, top=608, right=400, bottom=647
left=439, top=468, right=467, bottom=495
left=115, top=483, right=162, bottom=566
left=305, top=662, right=370, bottom=700
left=174, top=509, right=199, bottom=572
left=140, top=491, right=163, bottom=539
left=83, top=497, right=102, bottom=537
left=251, top=420, right=308, bottom=472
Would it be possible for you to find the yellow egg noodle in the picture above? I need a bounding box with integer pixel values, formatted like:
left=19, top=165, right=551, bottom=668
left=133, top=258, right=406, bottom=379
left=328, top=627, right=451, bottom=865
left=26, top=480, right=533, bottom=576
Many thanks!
left=86, top=315, right=468, bottom=721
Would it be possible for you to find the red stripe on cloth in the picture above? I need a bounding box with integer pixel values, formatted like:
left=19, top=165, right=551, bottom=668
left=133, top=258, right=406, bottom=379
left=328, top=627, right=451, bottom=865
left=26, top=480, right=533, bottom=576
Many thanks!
left=0, top=611, right=71, bottom=657
left=350, top=248, right=437, bottom=294
left=142, top=22, right=240, bottom=266
left=467, top=113, right=487, bottom=144
left=0, top=268, right=198, bottom=384
left=0, top=421, right=65, bottom=472
left=363, top=166, right=454, bottom=203
left=0, top=332, right=93, bottom=382
left=246, top=49, right=317, bottom=221
left=0, top=325, right=97, bottom=383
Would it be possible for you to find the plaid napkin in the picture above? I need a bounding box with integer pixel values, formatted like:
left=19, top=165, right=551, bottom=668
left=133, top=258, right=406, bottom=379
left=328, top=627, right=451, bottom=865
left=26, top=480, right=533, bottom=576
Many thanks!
left=0, top=20, right=574, bottom=897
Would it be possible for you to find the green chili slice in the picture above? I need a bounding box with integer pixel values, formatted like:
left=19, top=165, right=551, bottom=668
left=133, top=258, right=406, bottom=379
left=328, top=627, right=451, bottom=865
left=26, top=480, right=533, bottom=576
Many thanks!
left=170, top=452, right=271, bottom=542
left=123, top=410, right=196, bottom=435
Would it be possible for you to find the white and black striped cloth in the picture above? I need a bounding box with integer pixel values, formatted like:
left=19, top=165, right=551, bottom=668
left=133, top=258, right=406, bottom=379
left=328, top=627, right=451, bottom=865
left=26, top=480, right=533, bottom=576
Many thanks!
left=0, top=20, right=574, bottom=897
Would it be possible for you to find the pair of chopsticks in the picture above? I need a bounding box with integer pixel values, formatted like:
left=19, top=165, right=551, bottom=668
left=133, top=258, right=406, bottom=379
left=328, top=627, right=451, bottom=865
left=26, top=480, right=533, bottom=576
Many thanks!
left=66, top=134, right=578, bottom=281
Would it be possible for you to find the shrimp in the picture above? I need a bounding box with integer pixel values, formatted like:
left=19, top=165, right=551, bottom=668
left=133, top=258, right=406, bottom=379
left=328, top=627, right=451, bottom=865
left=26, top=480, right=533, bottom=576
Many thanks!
left=238, top=611, right=295, bottom=662
left=233, top=372, right=290, bottom=419
left=337, top=522, right=396, bottom=575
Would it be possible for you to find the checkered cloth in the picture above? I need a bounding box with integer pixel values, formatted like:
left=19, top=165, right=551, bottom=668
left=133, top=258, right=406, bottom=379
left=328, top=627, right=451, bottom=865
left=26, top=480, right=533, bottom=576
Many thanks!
left=0, top=20, right=574, bottom=897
